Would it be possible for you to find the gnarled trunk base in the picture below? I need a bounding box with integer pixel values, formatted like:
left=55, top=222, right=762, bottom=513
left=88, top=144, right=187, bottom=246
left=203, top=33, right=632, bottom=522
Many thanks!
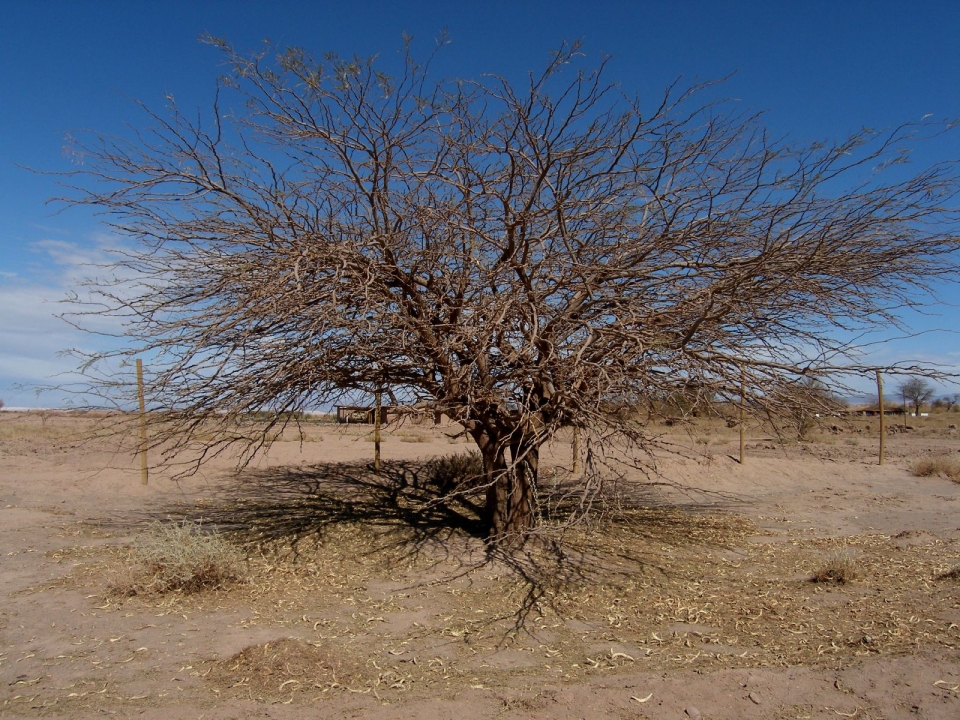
left=482, top=441, right=539, bottom=546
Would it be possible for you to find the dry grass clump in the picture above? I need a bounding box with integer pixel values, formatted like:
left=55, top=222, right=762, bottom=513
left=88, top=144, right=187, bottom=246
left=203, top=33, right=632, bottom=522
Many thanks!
left=397, top=432, right=430, bottom=443
left=811, top=548, right=858, bottom=584
left=113, top=520, right=245, bottom=596
left=911, top=455, right=960, bottom=482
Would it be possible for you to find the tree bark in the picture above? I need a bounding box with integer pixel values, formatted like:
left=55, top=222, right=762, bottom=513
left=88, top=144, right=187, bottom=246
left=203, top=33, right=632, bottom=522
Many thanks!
left=481, top=437, right=538, bottom=545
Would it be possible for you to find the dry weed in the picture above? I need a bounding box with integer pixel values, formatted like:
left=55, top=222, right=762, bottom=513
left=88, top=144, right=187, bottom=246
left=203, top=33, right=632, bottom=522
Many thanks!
left=811, top=548, right=858, bottom=584
left=911, top=455, right=960, bottom=482
left=112, top=519, right=245, bottom=596
left=425, top=451, right=484, bottom=493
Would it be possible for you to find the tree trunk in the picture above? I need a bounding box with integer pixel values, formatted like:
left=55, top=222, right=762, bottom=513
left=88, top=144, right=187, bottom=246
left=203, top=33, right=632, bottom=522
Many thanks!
left=480, top=437, right=539, bottom=545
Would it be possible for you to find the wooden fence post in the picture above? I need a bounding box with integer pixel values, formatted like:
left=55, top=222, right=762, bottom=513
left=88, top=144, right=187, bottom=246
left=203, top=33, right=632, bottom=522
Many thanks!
left=876, top=369, right=885, bottom=466
left=572, top=426, right=580, bottom=475
left=739, top=367, right=746, bottom=465
left=136, top=358, right=148, bottom=485
left=374, top=388, right=382, bottom=475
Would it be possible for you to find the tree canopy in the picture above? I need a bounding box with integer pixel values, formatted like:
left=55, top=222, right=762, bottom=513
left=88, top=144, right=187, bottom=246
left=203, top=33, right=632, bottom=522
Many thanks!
left=63, top=39, right=960, bottom=542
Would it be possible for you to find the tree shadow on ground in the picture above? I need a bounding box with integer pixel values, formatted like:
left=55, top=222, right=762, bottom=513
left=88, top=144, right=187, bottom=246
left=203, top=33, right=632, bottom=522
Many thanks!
left=173, top=459, right=487, bottom=559
left=133, top=458, right=749, bottom=633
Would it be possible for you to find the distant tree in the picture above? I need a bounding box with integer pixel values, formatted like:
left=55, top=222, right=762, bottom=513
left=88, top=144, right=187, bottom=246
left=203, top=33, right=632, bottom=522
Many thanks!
left=60, top=39, right=960, bottom=544
left=942, top=393, right=960, bottom=412
left=775, top=376, right=843, bottom=440
left=898, top=378, right=936, bottom=417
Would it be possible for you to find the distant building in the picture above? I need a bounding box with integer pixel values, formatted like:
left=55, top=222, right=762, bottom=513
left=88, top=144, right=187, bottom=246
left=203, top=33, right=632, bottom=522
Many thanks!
left=334, top=405, right=444, bottom=425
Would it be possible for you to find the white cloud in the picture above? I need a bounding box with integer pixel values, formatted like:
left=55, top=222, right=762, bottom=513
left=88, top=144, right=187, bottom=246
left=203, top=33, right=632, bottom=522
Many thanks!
left=0, top=235, right=131, bottom=406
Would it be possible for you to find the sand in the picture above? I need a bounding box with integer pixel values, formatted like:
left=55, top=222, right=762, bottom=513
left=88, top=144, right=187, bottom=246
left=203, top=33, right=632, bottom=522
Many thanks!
left=1, top=411, right=959, bottom=719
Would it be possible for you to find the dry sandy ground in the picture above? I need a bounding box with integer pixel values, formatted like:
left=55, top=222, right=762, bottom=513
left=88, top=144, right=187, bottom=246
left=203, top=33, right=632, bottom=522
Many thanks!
left=1, top=412, right=959, bottom=719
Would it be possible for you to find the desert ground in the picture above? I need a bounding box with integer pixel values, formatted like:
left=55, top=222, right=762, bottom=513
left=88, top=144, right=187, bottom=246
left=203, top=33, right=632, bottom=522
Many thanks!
left=1, top=410, right=959, bottom=719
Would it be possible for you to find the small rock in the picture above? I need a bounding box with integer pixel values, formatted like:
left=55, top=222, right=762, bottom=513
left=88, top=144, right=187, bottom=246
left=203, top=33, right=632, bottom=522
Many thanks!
left=685, top=707, right=702, bottom=719
left=748, top=691, right=761, bottom=704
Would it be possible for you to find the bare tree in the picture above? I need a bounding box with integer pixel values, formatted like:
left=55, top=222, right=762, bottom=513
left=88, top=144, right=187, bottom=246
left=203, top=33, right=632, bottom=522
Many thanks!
left=898, top=377, right=936, bottom=417
left=776, top=375, right=843, bottom=440
left=59, top=39, right=960, bottom=544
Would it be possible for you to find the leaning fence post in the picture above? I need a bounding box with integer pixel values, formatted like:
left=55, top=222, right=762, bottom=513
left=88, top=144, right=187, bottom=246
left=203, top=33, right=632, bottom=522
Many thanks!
left=876, top=369, right=885, bottom=466
left=136, top=358, right=148, bottom=485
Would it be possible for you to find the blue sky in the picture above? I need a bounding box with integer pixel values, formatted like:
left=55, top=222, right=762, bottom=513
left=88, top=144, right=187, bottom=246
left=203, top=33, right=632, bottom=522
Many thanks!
left=1, top=0, right=959, bottom=407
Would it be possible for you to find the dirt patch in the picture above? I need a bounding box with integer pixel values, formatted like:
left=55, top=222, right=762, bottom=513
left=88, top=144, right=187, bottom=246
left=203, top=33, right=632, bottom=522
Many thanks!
left=2, top=412, right=960, bottom=719
left=205, top=637, right=410, bottom=701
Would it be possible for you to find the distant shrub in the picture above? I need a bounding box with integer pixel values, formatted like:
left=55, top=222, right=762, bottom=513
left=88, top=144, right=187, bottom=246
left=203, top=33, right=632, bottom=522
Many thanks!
left=114, top=520, right=245, bottom=596
left=397, top=432, right=430, bottom=443
left=811, top=549, right=858, bottom=584
left=911, top=456, right=960, bottom=483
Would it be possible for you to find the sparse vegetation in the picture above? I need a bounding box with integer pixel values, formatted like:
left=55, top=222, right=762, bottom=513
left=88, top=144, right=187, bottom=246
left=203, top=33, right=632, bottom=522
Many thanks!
left=0, top=411, right=115, bottom=441
left=397, top=432, right=430, bottom=443
left=4, top=411, right=960, bottom=716
left=811, top=549, right=858, bottom=584
left=114, top=520, right=245, bottom=595
left=911, top=455, right=960, bottom=482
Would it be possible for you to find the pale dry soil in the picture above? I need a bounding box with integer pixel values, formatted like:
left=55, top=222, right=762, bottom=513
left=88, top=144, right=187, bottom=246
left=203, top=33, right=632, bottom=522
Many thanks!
left=1, top=412, right=959, bottom=719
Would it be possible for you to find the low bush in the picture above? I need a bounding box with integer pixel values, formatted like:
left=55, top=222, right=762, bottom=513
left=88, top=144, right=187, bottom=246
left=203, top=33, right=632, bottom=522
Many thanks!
left=114, top=520, right=245, bottom=595
left=426, top=452, right=485, bottom=494
left=911, top=456, right=960, bottom=483
left=811, top=549, right=858, bottom=584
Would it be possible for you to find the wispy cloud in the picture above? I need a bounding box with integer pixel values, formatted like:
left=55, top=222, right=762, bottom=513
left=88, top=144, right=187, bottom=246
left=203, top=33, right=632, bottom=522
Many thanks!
left=0, top=235, right=129, bottom=406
